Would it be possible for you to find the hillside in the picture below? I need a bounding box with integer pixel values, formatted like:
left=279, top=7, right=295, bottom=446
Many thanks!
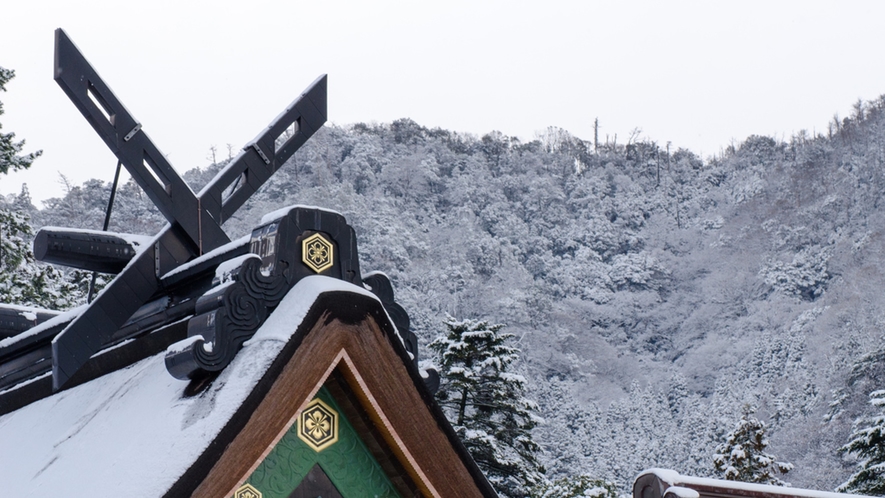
left=10, top=97, right=885, bottom=493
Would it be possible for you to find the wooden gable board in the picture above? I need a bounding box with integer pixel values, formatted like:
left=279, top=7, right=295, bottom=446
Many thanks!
left=170, top=290, right=495, bottom=497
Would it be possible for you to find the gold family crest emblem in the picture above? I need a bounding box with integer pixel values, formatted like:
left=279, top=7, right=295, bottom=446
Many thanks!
left=234, top=483, right=262, bottom=498
left=301, top=233, right=334, bottom=273
left=297, top=397, right=339, bottom=451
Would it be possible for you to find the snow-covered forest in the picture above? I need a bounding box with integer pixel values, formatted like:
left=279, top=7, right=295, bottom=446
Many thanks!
left=7, top=95, right=885, bottom=494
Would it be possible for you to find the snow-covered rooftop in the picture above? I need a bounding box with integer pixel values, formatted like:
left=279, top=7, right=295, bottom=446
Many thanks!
left=0, top=276, right=379, bottom=496
left=636, top=469, right=867, bottom=498
left=36, top=226, right=153, bottom=247
left=259, top=204, right=344, bottom=225
left=0, top=304, right=83, bottom=349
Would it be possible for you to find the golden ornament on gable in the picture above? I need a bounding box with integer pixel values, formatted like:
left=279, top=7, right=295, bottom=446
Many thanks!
left=297, top=397, right=339, bottom=451
left=301, top=233, right=334, bottom=273
left=234, top=483, right=262, bottom=498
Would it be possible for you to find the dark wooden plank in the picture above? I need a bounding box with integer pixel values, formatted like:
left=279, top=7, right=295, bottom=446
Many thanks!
left=54, top=28, right=228, bottom=251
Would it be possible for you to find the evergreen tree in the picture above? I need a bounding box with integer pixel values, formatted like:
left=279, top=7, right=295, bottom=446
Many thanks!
left=531, top=475, right=619, bottom=498
left=429, top=315, right=544, bottom=497
left=713, top=405, right=793, bottom=485
left=0, top=67, right=84, bottom=310
left=0, top=188, right=85, bottom=309
left=837, top=390, right=885, bottom=495
left=0, top=66, right=41, bottom=174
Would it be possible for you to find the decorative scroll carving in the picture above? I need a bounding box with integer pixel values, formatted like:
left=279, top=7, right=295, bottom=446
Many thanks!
left=165, top=255, right=283, bottom=379
left=238, top=257, right=290, bottom=307
left=164, top=207, right=368, bottom=380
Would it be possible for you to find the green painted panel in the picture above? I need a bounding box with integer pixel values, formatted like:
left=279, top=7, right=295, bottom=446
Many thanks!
left=241, top=387, right=401, bottom=498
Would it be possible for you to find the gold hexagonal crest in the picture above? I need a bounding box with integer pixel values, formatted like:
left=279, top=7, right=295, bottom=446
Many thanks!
left=234, top=483, right=262, bottom=498
left=298, top=397, right=339, bottom=452
left=301, top=233, right=334, bottom=273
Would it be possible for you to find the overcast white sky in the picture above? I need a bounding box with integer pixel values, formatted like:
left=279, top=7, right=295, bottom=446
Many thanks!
left=2, top=1, right=884, bottom=203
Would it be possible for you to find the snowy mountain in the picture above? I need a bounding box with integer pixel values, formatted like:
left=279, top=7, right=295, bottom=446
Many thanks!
left=11, top=97, right=885, bottom=493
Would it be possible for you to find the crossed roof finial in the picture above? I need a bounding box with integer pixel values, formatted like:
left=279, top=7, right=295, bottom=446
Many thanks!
left=51, top=28, right=327, bottom=390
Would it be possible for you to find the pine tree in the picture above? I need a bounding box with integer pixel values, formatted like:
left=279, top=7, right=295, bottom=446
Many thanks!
left=837, top=390, right=885, bottom=495
left=713, top=405, right=793, bottom=485
left=531, top=475, right=619, bottom=498
left=0, top=66, right=41, bottom=175
left=429, top=315, right=544, bottom=497
left=0, top=67, right=82, bottom=310
left=0, top=189, right=84, bottom=310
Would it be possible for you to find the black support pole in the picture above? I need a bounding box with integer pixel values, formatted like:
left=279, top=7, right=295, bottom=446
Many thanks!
left=87, top=159, right=122, bottom=303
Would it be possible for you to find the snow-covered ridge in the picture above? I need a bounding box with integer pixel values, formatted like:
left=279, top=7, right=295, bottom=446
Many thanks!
left=0, top=302, right=61, bottom=315
left=245, top=275, right=379, bottom=345
left=36, top=226, right=152, bottom=247
left=637, top=469, right=866, bottom=498
left=0, top=305, right=85, bottom=349
left=0, top=302, right=60, bottom=323
left=259, top=204, right=344, bottom=225
left=214, top=253, right=258, bottom=283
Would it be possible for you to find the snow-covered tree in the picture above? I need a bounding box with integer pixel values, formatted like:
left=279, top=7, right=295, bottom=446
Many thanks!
left=531, top=475, right=619, bottom=498
left=0, top=69, right=83, bottom=310
left=760, top=246, right=830, bottom=301
left=429, top=315, right=544, bottom=497
left=0, top=190, right=83, bottom=309
left=837, top=390, right=885, bottom=495
left=0, top=66, right=41, bottom=175
left=8, top=85, right=885, bottom=491
left=713, top=405, right=793, bottom=485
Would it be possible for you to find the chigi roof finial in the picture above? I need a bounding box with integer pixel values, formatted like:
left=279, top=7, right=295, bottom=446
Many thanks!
left=0, top=29, right=429, bottom=398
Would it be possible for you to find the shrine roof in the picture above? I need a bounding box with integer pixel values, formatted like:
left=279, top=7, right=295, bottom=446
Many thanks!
left=0, top=277, right=376, bottom=496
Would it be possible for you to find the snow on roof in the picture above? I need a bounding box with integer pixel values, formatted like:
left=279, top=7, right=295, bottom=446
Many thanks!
left=159, top=234, right=251, bottom=281
left=0, top=371, right=51, bottom=396
left=37, top=226, right=153, bottom=247
left=0, top=302, right=60, bottom=326
left=665, top=486, right=700, bottom=498
left=361, top=270, right=391, bottom=291
left=0, top=303, right=62, bottom=316
left=637, top=469, right=866, bottom=498
left=259, top=204, right=344, bottom=225
left=0, top=305, right=85, bottom=349
left=215, top=254, right=258, bottom=282
left=0, top=276, right=380, bottom=496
